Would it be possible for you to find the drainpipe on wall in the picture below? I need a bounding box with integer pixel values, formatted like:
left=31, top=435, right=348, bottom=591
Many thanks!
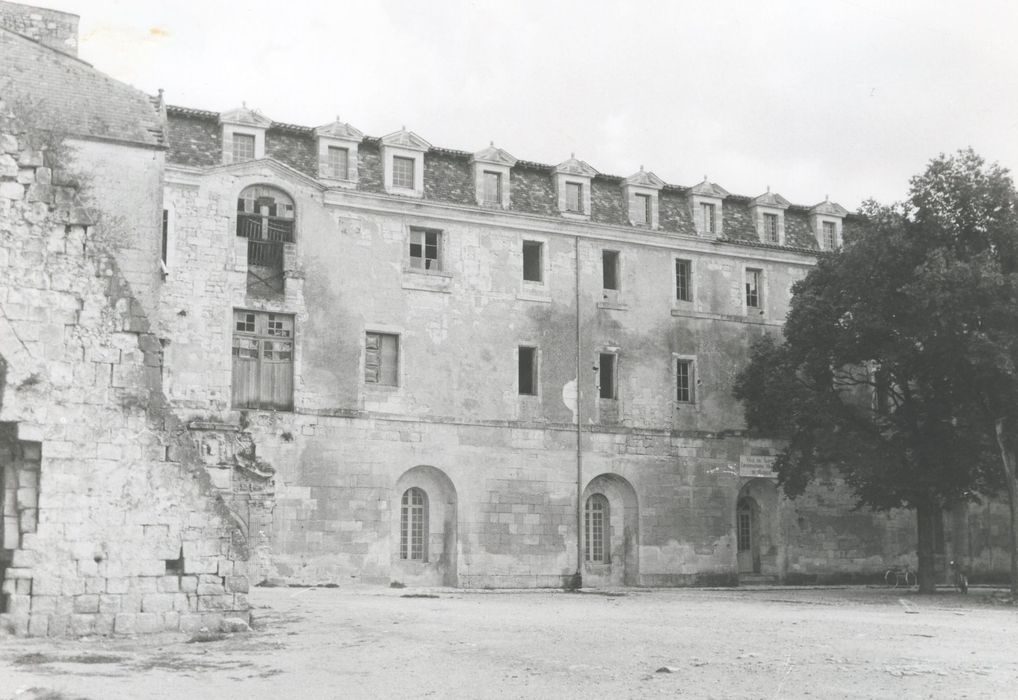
left=573, top=234, right=583, bottom=589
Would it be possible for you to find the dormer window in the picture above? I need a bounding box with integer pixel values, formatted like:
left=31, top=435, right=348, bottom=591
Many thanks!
left=471, top=143, right=516, bottom=208
left=220, top=105, right=270, bottom=165
left=690, top=178, right=729, bottom=238
left=314, top=118, right=362, bottom=187
left=381, top=128, right=430, bottom=198
left=623, top=167, right=664, bottom=229
left=749, top=189, right=790, bottom=245
left=554, top=155, right=597, bottom=219
left=810, top=197, right=849, bottom=251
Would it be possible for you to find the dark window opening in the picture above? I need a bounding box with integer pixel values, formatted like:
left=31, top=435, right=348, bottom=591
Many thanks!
left=519, top=346, right=537, bottom=395
left=602, top=250, right=619, bottom=290
left=161, top=209, right=169, bottom=266
left=676, top=359, right=694, bottom=403
left=165, top=548, right=185, bottom=575
left=522, top=241, right=543, bottom=282
left=599, top=352, right=616, bottom=400
left=702, top=202, right=716, bottom=234
left=746, top=268, right=762, bottom=309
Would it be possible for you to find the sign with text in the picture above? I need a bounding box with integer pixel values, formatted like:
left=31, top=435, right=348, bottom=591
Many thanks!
left=739, top=455, right=778, bottom=479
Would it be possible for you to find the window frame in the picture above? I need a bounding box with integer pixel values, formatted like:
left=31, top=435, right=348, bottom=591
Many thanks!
left=602, top=250, right=620, bottom=291
left=674, top=258, right=692, bottom=303
left=745, top=267, right=763, bottom=311
left=482, top=170, right=502, bottom=205
left=584, top=493, right=610, bottom=564
left=231, top=133, right=256, bottom=163
left=565, top=181, right=584, bottom=213
left=408, top=227, right=443, bottom=272
left=598, top=352, right=617, bottom=400
left=701, top=202, right=716, bottom=235
left=364, top=331, right=400, bottom=387
left=392, top=155, right=416, bottom=190
left=231, top=309, right=295, bottom=411
left=400, top=487, right=428, bottom=562
left=822, top=220, right=838, bottom=250
left=763, top=213, right=779, bottom=244
left=675, top=357, right=696, bottom=404
left=326, top=145, right=349, bottom=180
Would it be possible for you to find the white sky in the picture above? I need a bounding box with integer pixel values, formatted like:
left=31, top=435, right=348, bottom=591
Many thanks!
left=43, top=0, right=1018, bottom=209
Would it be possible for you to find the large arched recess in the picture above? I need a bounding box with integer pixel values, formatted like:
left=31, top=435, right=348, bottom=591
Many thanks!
left=581, top=473, right=640, bottom=587
left=391, top=465, right=459, bottom=587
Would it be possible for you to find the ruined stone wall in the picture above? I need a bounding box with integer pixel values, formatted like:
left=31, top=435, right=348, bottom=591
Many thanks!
left=0, top=1, right=78, bottom=57
left=0, top=108, right=249, bottom=636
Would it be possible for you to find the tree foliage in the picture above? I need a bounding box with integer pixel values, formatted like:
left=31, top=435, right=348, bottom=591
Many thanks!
left=734, top=149, right=1018, bottom=593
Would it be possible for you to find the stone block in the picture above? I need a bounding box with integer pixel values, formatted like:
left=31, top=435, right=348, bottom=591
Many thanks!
left=0, top=133, right=18, bottom=153
left=2, top=613, right=30, bottom=636
left=178, top=614, right=204, bottom=634
left=31, top=595, right=57, bottom=613
left=135, top=612, right=163, bottom=634
left=27, top=613, right=50, bottom=637
left=47, top=614, right=69, bottom=637
left=225, top=576, right=249, bottom=593
left=162, top=612, right=181, bottom=631
left=141, top=593, right=174, bottom=613
left=179, top=575, right=198, bottom=593
left=196, top=594, right=231, bottom=612
left=73, top=594, right=100, bottom=614
left=7, top=594, right=31, bottom=615
left=113, top=613, right=136, bottom=634
left=69, top=614, right=97, bottom=636
left=0, top=153, right=16, bottom=176
left=94, top=613, right=115, bottom=636
left=106, top=577, right=129, bottom=594
left=196, top=582, right=224, bottom=596
left=157, top=575, right=181, bottom=593
left=84, top=577, right=106, bottom=594
left=0, top=181, right=23, bottom=200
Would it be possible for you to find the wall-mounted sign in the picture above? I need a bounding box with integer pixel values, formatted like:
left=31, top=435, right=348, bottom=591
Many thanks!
left=739, top=455, right=778, bottom=479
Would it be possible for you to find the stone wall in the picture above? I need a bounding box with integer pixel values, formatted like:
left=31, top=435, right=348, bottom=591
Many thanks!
left=0, top=103, right=249, bottom=636
left=0, top=1, right=78, bottom=57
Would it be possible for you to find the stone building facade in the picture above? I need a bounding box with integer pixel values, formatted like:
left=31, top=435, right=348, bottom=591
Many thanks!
left=2, top=2, right=1013, bottom=639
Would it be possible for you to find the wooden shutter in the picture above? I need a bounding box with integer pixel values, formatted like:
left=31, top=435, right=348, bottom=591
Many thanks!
left=365, top=333, right=381, bottom=383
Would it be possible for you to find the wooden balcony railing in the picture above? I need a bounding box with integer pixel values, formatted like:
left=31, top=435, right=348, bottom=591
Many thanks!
left=247, top=238, right=284, bottom=267
left=237, top=214, right=295, bottom=243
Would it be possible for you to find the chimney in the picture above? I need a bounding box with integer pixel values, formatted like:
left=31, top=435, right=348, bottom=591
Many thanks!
left=0, top=1, right=79, bottom=57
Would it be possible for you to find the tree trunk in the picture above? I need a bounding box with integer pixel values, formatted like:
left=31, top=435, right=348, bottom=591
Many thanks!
left=915, top=496, right=938, bottom=594
left=993, top=419, right=1018, bottom=603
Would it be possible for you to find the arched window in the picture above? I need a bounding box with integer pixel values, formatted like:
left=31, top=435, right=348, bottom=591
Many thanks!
left=400, top=487, right=428, bottom=561
left=585, top=494, right=609, bottom=563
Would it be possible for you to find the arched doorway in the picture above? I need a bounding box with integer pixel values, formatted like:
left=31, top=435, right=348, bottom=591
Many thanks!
left=236, top=184, right=295, bottom=295
left=581, top=474, right=639, bottom=586
left=736, top=479, right=780, bottom=580
left=391, top=465, right=458, bottom=587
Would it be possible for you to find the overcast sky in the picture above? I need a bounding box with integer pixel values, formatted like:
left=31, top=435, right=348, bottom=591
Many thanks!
left=45, top=0, right=1018, bottom=210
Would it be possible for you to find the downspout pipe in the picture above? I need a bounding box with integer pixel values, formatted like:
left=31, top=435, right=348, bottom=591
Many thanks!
left=573, top=234, right=583, bottom=590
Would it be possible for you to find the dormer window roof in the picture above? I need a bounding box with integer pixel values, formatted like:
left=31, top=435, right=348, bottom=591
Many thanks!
left=314, top=118, right=364, bottom=142
left=472, top=144, right=517, bottom=168
left=220, top=105, right=272, bottom=129
left=689, top=178, right=730, bottom=199
left=380, top=128, right=432, bottom=152
left=623, top=167, right=665, bottom=190
left=810, top=198, right=849, bottom=218
left=749, top=189, right=790, bottom=210
left=554, top=155, right=598, bottom=178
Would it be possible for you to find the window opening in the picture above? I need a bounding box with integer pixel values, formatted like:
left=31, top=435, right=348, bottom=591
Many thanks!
left=602, top=250, right=620, bottom=291
left=634, top=193, right=651, bottom=225
left=231, top=310, right=294, bottom=410
left=565, top=182, right=583, bottom=213
left=822, top=221, right=837, bottom=250
left=392, top=156, right=415, bottom=189
left=701, top=202, right=716, bottom=234
left=409, top=228, right=442, bottom=271
left=327, top=146, right=349, bottom=179
left=737, top=499, right=752, bottom=552
left=746, top=269, right=762, bottom=309
left=483, top=171, right=501, bottom=205
left=522, top=241, right=543, bottom=282
left=161, top=209, right=169, bottom=266
left=764, top=213, right=779, bottom=243
left=599, top=353, right=616, bottom=400
left=400, top=488, right=428, bottom=561
left=518, top=346, right=537, bottom=395
left=232, top=133, right=256, bottom=163
left=676, top=359, right=694, bottom=403
left=675, top=259, right=691, bottom=302
left=365, top=332, right=399, bottom=386
left=585, top=494, right=609, bottom=563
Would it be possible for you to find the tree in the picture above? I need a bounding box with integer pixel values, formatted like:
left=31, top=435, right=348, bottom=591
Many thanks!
left=734, top=150, right=1018, bottom=596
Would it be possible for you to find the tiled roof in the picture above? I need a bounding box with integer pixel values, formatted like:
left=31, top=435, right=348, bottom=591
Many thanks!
left=0, top=27, right=163, bottom=146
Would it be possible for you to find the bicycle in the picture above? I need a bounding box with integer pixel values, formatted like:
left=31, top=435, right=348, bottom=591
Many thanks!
left=884, top=565, right=916, bottom=588
left=949, top=560, right=968, bottom=594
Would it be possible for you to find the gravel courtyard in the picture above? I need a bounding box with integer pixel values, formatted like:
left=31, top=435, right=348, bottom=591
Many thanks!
left=1, top=586, right=1016, bottom=699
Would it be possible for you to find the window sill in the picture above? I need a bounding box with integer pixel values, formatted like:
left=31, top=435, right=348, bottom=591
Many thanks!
left=402, top=268, right=453, bottom=293
left=516, top=289, right=551, bottom=303
left=596, top=301, right=628, bottom=311
left=560, top=211, right=590, bottom=221
left=385, top=186, right=423, bottom=198
left=403, top=265, right=453, bottom=278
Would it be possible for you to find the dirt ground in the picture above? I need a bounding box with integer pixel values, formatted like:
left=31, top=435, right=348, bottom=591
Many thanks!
left=1, top=585, right=1016, bottom=699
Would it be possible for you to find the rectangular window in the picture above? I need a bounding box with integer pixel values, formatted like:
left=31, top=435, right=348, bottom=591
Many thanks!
left=566, top=182, right=583, bottom=213
left=701, top=202, right=716, bottom=234
left=676, top=359, right=694, bottom=403
left=392, top=156, right=415, bottom=189
left=482, top=171, right=501, bottom=205
left=364, top=332, right=399, bottom=386
left=602, top=250, right=619, bottom=290
left=675, top=259, right=691, bottom=302
left=634, top=193, right=651, bottom=225
left=822, top=221, right=837, bottom=250
left=518, top=346, right=537, bottom=396
left=232, top=133, right=255, bottom=163
left=522, top=240, right=543, bottom=282
left=764, top=213, right=779, bottom=243
left=161, top=209, right=169, bottom=266
left=599, top=352, right=616, bottom=400
left=409, top=228, right=442, bottom=271
left=746, top=268, right=762, bottom=309
left=327, top=146, right=349, bottom=179
left=231, top=310, right=293, bottom=410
